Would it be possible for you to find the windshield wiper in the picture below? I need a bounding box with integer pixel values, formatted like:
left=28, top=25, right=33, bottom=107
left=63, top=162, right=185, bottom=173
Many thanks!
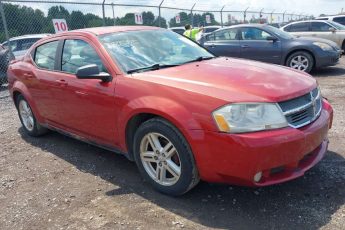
left=127, top=63, right=178, bottom=74
left=180, top=56, right=215, bottom=65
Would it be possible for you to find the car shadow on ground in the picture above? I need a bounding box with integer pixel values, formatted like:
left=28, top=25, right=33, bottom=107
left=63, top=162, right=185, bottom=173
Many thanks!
left=311, top=66, right=345, bottom=77
left=19, top=129, right=345, bottom=230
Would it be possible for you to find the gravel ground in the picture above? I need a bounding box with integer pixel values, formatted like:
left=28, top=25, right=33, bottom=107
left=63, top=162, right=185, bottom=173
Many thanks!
left=0, top=59, right=344, bottom=230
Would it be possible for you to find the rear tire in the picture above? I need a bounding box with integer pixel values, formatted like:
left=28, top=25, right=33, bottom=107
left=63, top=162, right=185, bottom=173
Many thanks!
left=286, top=51, right=314, bottom=73
left=16, top=94, right=48, bottom=137
left=133, top=118, right=199, bottom=196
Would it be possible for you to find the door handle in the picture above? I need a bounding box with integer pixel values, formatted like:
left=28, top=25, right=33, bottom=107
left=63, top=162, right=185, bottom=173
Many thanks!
left=55, top=79, right=68, bottom=86
left=241, top=45, right=249, bottom=48
left=23, top=73, right=34, bottom=79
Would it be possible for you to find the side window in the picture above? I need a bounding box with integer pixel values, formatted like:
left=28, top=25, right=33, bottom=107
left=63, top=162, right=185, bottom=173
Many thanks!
left=61, top=39, right=107, bottom=74
left=311, top=22, right=332, bottom=32
left=214, top=29, right=238, bottom=41
left=34, top=41, right=59, bottom=70
left=289, top=22, right=310, bottom=32
left=241, top=28, right=271, bottom=40
left=283, top=25, right=291, bottom=32
left=334, top=17, right=345, bottom=25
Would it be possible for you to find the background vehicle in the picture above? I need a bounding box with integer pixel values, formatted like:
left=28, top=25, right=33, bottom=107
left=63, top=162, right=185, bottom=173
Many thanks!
left=169, top=27, right=185, bottom=35
left=0, top=44, right=14, bottom=86
left=196, top=25, right=221, bottom=42
left=281, top=20, right=345, bottom=51
left=317, top=15, right=345, bottom=26
left=1, top=34, right=50, bottom=59
left=8, top=26, right=333, bottom=196
left=200, top=24, right=341, bottom=72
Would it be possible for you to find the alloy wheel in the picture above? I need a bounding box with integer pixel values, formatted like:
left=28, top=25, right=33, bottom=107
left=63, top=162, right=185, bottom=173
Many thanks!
left=139, top=132, right=181, bottom=186
left=18, top=100, right=34, bottom=132
left=289, top=55, right=309, bottom=71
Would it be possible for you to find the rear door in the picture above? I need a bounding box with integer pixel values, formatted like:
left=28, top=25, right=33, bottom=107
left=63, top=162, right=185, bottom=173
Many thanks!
left=29, top=40, right=63, bottom=122
left=203, top=28, right=240, bottom=57
left=239, top=27, right=282, bottom=64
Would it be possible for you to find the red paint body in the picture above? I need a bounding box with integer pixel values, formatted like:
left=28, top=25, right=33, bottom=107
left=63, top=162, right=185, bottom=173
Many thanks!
left=7, top=26, right=333, bottom=186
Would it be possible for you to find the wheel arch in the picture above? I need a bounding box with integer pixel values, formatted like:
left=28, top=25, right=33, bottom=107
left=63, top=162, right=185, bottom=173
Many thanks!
left=119, top=97, right=203, bottom=161
left=284, top=49, right=316, bottom=68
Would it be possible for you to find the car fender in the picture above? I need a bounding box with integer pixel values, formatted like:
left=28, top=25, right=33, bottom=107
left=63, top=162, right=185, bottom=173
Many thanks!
left=11, top=80, right=45, bottom=123
left=117, top=96, right=204, bottom=152
left=282, top=45, right=317, bottom=65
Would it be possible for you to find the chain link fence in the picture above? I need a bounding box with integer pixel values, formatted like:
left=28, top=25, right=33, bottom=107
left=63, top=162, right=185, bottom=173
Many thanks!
left=0, top=0, right=312, bottom=87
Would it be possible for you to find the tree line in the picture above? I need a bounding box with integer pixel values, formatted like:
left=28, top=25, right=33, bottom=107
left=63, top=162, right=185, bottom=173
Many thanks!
left=0, top=3, right=220, bottom=43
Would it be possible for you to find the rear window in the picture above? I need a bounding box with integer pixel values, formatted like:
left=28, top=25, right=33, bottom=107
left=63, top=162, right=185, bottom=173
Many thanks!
left=334, top=17, right=345, bottom=25
left=289, top=22, right=310, bottom=32
left=34, top=41, right=59, bottom=70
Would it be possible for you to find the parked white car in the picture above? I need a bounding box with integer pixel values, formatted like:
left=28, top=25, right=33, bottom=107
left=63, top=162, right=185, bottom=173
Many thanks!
left=1, top=34, right=50, bottom=59
left=316, top=15, right=345, bottom=26
left=281, top=20, right=345, bottom=51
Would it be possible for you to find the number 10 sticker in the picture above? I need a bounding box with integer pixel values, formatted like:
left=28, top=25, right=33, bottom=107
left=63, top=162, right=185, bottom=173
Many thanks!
left=52, top=19, right=69, bottom=34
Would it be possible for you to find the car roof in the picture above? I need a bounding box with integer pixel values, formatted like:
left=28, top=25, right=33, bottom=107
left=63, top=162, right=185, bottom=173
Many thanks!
left=216, top=24, right=269, bottom=31
left=169, top=27, right=185, bottom=30
left=7, top=33, right=51, bottom=42
left=317, top=15, right=345, bottom=19
left=74, top=26, right=159, bottom=36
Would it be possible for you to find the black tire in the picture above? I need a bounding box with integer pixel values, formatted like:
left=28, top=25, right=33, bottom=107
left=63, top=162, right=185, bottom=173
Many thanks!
left=133, top=118, right=200, bottom=196
left=16, top=94, right=48, bottom=137
left=342, top=41, right=345, bottom=53
left=286, top=51, right=314, bottom=73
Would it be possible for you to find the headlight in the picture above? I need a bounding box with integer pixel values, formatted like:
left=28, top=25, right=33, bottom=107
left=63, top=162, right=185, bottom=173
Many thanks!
left=212, top=103, right=288, bottom=133
left=313, top=42, right=333, bottom=51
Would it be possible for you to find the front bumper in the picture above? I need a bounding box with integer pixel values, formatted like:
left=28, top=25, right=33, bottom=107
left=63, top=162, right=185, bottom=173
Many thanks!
left=315, top=50, right=341, bottom=68
left=190, top=99, right=333, bottom=186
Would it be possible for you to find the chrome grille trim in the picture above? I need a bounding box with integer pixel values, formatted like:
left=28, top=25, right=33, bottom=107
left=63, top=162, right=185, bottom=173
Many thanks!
left=278, top=88, right=322, bottom=129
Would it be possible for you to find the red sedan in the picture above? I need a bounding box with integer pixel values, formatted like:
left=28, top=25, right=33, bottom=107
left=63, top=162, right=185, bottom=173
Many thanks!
left=7, top=26, right=333, bottom=195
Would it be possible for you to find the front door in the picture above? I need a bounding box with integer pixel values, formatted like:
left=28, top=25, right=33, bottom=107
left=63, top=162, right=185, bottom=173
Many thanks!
left=239, top=27, right=282, bottom=64
left=54, top=39, right=117, bottom=145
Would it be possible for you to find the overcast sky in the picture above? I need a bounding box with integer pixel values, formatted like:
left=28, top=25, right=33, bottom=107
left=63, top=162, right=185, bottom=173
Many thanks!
left=16, top=0, right=345, bottom=20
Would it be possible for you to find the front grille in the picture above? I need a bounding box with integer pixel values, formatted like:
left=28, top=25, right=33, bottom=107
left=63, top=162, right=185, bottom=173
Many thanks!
left=278, top=88, right=322, bottom=128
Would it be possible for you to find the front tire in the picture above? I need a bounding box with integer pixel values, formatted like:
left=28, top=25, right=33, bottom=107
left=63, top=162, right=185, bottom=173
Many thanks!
left=286, top=51, right=314, bottom=73
left=133, top=118, right=199, bottom=196
left=16, top=95, right=48, bottom=137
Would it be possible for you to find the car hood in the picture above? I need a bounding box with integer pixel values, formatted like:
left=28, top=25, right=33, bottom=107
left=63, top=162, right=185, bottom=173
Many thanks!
left=133, top=57, right=317, bottom=103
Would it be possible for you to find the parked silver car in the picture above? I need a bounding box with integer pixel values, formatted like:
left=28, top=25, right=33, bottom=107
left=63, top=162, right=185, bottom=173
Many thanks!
left=281, top=20, right=345, bottom=51
left=1, top=34, right=50, bottom=59
left=316, top=15, right=345, bottom=26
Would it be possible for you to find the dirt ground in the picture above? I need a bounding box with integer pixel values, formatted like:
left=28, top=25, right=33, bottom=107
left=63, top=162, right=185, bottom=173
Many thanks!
left=0, top=59, right=344, bottom=230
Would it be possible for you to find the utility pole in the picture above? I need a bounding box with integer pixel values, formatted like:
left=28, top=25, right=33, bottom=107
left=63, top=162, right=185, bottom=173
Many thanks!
left=190, top=3, right=196, bottom=27
left=158, top=0, right=165, bottom=27
left=244, top=7, right=249, bottom=23
left=112, top=3, right=115, bottom=25
left=220, top=5, right=225, bottom=27
left=102, top=0, right=106, bottom=26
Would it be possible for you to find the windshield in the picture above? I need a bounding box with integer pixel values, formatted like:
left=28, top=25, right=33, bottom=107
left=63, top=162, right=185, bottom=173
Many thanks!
left=99, top=29, right=214, bottom=73
left=266, top=25, right=295, bottom=39
left=327, top=21, right=345, bottom=30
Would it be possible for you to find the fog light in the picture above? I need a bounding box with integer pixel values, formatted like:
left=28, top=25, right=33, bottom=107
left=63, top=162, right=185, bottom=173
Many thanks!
left=254, top=172, right=263, bottom=182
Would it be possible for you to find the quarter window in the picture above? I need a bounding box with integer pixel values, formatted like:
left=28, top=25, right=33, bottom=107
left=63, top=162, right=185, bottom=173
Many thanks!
left=61, top=39, right=107, bottom=74
left=311, top=22, right=333, bottom=32
left=241, top=28, right=271, bottom=40
left=34, top=41, right=59, bottom=70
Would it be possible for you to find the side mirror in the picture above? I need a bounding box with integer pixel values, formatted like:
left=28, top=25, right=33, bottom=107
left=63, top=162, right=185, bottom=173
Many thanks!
left=329, top=27, right=336, bottom=33
left=266, top=36, right=278, bottom=42
left=76, top=64, right=112, bottom=82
